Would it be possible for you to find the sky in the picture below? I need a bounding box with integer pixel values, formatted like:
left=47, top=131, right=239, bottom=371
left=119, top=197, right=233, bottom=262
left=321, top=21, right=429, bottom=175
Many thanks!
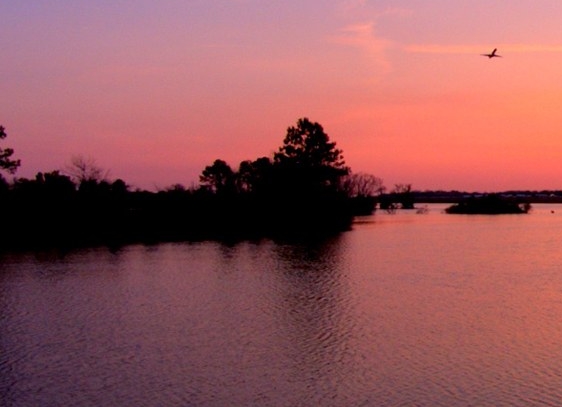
left=3, top=0, right=562, bottom=192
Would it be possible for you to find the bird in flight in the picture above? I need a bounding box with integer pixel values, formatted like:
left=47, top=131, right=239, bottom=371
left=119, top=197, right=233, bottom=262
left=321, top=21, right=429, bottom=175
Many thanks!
left=481, top=48, right=502, bottom=59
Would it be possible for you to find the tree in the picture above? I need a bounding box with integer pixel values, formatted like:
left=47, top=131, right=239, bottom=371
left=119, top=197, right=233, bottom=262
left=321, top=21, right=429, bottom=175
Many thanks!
left=338, top=172, right=384, bottom=215
left=164, top=183, right=186, bottom=193
left=237, top=157, right=273, bottom=194
left=273, top=118, right=348, bottom=191
left=340, top=173, right=385, bottom=198
left=40, top=171, right=76, bottom=195
left=199, top=159, right=236, bottom=194
left=65, top=155, right=108, bottom=184
left=0, top=175, right=8, bottom=195
left=0, top=126, right=21, bottom=174
left=392, top=183, right=415, bottom=209
left=110, top=179, right=129, bottom=195
left=274, top=118, right=346, bottom=169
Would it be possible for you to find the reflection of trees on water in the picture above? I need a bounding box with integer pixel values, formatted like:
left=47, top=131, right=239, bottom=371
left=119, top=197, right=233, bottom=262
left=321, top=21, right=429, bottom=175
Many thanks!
left=271, top=236, right=360, bottom=404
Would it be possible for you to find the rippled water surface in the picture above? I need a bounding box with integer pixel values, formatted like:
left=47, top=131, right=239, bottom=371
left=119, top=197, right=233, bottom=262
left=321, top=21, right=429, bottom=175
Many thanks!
left=2, top=204, right=562, bottom=406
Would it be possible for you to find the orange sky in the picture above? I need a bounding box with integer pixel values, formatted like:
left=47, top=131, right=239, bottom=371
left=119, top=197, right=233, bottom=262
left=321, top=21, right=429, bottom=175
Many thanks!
left=2, top=1, right=562, bottom=191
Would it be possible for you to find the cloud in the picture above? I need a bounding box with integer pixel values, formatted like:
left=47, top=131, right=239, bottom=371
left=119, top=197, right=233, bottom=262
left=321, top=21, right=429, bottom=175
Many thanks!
left=337, top=0, right=412, bottom=18
left=332, top=22, right=393, bottom=73
left=376, top=6, right=413, bottom=19
left=335, top=22, right=381, bottom=46
left=506, top=44, right=562, bottom=53
left=405, top=43, right=562, bottom=54
left=330, top=3, right=413, bottom=76
left=336, top=0, right=368, bottom=13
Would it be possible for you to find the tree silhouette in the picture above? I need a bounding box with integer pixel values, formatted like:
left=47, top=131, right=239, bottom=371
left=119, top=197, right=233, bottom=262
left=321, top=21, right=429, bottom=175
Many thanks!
left=339, top=172, right=384, bottom=215
left=340, top=173, right=385, bottom=198
left=275, top=118, right=347, bottom=170
left=393, top=183, right=415, bottom=209
left=200, top=159, right=236, bottom=194
left=237, top=157, right=273, bottom=194
left=38, top=171, right=76, bottom=195
left=273, top=118, right=348, bottom=192
left=65, top=155, right=108, bottom=184
left=0, top=126, right=21, bottom=174
left=0, top=118, right=365, bottom=249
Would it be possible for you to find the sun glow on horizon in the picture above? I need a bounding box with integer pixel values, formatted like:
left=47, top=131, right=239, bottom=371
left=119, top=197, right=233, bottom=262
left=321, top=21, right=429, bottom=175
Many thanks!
left=2, top=1, right=562, bottom=192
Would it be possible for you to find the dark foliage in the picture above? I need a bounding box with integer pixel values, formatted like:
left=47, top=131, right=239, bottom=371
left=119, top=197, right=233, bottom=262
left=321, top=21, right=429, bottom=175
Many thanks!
left=379, top=184, right=415, bottom=210
left=445, top=194, right=531, bottom=214
left=0, top=126, right=21, bottom=174
left=200, top=159, right=236, bottom=194
left=0, top=118, right=372, bottom=250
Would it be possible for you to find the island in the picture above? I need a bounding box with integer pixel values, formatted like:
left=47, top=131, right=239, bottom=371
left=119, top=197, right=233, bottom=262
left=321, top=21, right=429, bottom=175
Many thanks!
left=445, top=194, right=531, bottom=214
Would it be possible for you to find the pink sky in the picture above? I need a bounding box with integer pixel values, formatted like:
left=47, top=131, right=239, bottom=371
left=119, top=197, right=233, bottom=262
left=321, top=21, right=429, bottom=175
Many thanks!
left=2, top=1, right=562, bottom=191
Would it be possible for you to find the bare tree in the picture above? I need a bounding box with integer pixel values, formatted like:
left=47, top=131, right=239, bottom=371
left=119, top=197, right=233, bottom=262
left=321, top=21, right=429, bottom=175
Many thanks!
left=64, top=155, right=109, bottom=184
left=340, top=172, right=385, bottom=197
left=392, top=183, right=412, bottom=195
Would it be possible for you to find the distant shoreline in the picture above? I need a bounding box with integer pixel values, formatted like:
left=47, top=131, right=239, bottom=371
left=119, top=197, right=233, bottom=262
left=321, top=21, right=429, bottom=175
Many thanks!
left=409, top=191, right=562, bottom=204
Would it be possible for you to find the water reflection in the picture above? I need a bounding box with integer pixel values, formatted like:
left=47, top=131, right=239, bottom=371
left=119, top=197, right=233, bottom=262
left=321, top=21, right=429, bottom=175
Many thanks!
left=3, top=206, right=562, bottom=406
left=269, top=236, right=362, bottom=405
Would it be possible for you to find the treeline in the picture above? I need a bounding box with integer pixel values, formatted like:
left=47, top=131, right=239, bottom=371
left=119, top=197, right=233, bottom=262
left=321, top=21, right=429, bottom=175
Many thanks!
left=412, top=190, right=562, bottom=203
left=0, top=119, right=385, bottom=250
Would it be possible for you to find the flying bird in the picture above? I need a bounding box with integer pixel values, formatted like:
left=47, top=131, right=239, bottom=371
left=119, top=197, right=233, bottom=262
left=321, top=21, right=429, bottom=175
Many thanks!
left=481, top=48, right=502, bottom=58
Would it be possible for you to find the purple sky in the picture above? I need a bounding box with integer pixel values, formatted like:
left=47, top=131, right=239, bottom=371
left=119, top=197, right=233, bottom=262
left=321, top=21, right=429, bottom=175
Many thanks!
left=3, top=1, right=562, bottom=191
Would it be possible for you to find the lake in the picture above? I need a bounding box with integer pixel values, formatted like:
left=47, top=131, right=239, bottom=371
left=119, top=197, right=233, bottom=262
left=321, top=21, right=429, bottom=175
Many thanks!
left=2, top=204, right=562, bottom=406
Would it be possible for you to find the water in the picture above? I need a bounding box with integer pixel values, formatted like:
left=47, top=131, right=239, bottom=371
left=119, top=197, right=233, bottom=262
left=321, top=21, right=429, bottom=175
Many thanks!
left=2, top=204, right=562, bottom=406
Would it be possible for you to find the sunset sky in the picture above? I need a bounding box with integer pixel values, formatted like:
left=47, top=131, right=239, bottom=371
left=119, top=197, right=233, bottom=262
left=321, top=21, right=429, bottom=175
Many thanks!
left=3, top=1, right=562, bottom=191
